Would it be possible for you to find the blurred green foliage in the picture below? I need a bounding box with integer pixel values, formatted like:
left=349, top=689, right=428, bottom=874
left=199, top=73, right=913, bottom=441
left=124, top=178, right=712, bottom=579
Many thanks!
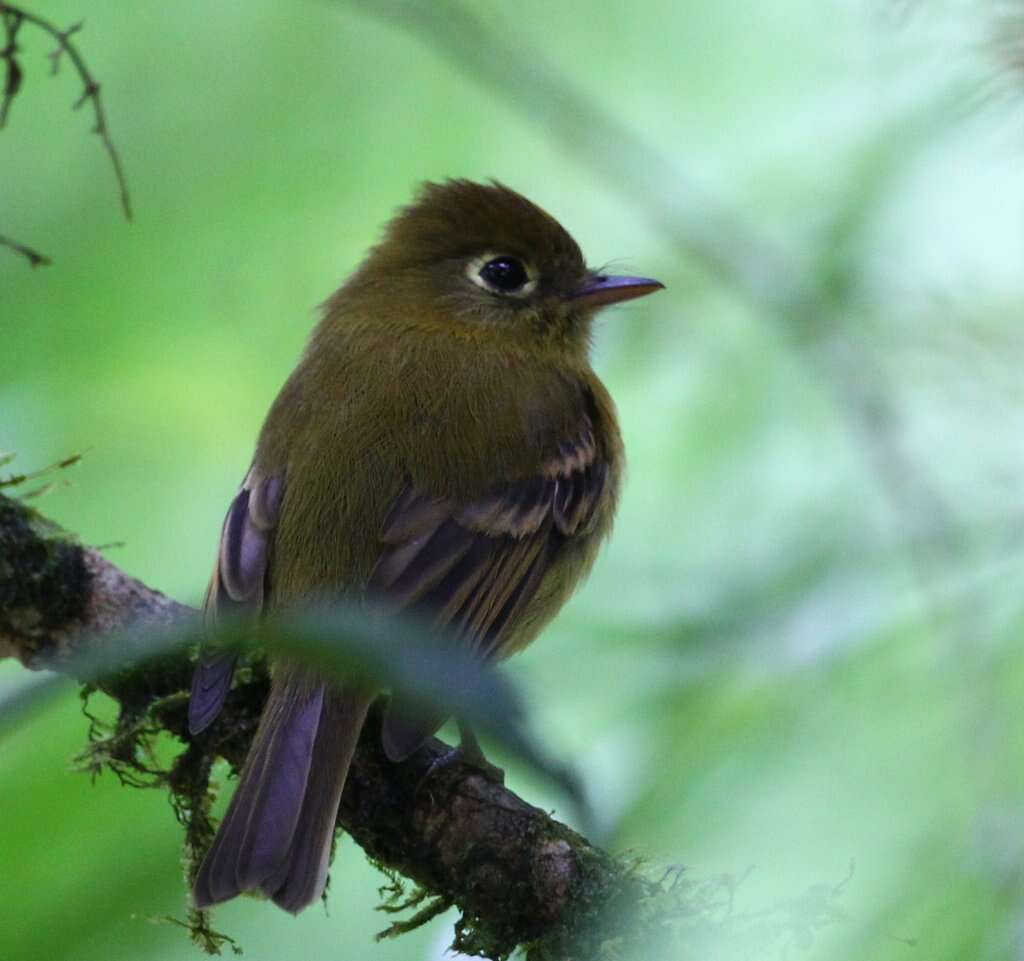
left=3, top=1, right=1024, bottom=959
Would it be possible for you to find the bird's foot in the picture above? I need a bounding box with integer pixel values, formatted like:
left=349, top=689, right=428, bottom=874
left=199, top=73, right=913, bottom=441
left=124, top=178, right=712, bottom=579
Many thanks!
left=418, top=723, right=505, bottom=792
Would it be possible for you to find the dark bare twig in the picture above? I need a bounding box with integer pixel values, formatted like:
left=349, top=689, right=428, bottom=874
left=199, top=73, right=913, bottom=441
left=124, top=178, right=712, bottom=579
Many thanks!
left=0, top=2, right=131, bottom=220
left=0, top=233, right=50, bottom=267
left=1, top=5, right=23, bottom=126
left=46, top=19, right=81, bottom=74
left=0, top=9, right=45, bottom=268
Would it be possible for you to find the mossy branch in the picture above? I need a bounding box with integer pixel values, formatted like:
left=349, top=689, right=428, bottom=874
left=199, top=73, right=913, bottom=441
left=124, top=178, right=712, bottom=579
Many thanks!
left=0, top=488, right=679, bottom=960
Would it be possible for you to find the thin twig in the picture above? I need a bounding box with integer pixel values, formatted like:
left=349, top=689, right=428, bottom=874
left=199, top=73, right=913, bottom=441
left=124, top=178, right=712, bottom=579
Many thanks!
left=0, top=5, right=23, bottom=126
left=0, top=233, right=50, bottom=267
left=0, top=3, right=131, bottom=219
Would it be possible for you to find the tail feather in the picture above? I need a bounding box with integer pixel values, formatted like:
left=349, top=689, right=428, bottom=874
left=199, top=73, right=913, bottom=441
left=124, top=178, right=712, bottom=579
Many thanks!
left=192, top=675, right=368, bottom=913
left=232, top=684, right=324, bottom=894
left=188, top=651, right=239, bottom=735
left=264, top=694, right=371, bottom=912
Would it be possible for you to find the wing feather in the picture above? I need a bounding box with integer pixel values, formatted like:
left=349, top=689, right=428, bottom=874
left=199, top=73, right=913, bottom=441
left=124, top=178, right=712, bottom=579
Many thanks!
left=369, top=416, right=609, bottom=759
left=189, top=468, right=284, bottom=735
left=190, top=413, right=608, bottom=754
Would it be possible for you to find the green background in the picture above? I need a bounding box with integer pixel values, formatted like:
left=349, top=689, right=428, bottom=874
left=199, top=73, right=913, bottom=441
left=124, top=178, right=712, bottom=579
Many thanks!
left=3, top=1, right=1024, bottom=959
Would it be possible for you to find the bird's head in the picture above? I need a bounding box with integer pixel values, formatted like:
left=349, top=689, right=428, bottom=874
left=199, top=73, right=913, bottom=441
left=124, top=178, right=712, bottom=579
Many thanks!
left=337, top=179, right=663, bottom=356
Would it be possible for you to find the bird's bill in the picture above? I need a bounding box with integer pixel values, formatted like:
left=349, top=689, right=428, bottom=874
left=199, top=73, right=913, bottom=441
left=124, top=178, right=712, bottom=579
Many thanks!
left=569, top=274, right=665, bottom=308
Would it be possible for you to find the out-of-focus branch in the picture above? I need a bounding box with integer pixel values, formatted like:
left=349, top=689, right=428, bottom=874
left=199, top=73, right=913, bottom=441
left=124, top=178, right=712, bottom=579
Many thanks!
left=992, top=7, right=1024, bottom=82
left=344, top=0, right=976, bottom=636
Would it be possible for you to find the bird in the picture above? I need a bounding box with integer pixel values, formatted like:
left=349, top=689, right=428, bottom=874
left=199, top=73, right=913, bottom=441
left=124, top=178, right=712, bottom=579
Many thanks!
left=188, top=179, right=663, bottom=914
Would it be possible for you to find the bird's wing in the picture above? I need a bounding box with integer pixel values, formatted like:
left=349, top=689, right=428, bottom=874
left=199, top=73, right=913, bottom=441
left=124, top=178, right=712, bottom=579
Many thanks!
left=368, top=416, right=609, bottom=759
left=188, top=468, right=285, bottom=735
left=188, top=417, right=608, bottom=752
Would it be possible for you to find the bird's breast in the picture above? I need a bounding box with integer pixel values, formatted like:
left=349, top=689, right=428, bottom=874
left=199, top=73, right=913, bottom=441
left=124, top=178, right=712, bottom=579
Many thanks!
left=256, top=328, right=620, bottom=608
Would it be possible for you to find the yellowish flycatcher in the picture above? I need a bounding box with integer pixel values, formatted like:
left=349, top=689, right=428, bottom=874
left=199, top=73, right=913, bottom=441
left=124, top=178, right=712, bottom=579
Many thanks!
left=189, top=179, right=663, bottom=913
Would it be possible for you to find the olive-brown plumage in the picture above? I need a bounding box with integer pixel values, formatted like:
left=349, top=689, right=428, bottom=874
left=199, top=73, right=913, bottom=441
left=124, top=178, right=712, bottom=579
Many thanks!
left=189, top=179, right=663, bottom=913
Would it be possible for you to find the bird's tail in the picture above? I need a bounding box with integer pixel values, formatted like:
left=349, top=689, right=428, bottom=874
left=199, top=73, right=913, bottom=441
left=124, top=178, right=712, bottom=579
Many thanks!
left=192, top=671, right=371, bottom=914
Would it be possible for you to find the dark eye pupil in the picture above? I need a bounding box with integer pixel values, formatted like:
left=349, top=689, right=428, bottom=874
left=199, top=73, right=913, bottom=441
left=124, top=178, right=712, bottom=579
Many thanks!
left=480, top=257, right=528, bottom=292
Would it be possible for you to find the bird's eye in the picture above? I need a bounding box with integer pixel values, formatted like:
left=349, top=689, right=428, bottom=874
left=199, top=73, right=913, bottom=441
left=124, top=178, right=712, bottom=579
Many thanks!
left=478, top=256, right=529, bottom=293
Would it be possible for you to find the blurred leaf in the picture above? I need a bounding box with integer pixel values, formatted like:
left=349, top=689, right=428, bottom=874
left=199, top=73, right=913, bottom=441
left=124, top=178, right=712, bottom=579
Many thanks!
left=0, top=670, right=68, bottom=732
left=3, top=600, right=586, bottom=810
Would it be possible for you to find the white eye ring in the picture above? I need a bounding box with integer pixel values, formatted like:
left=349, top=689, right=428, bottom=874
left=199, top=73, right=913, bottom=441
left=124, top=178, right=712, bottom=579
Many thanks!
left=466, top=252, right=538, bottom=297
